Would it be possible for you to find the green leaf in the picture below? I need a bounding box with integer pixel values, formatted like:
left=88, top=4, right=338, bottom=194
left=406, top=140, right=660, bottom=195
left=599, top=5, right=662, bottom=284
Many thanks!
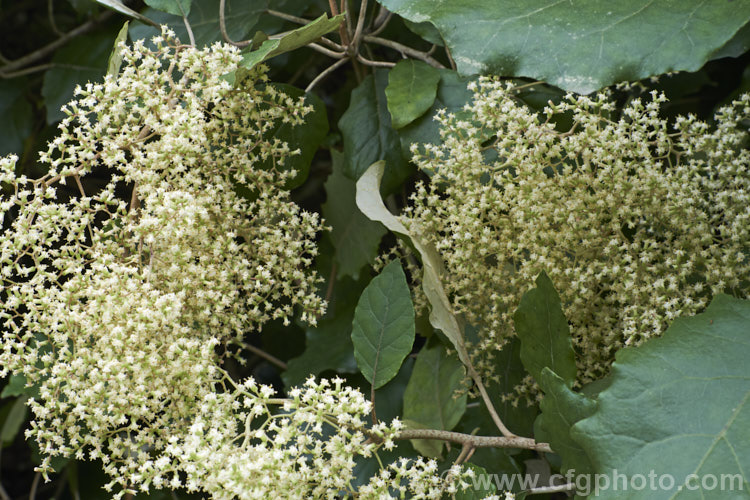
left=513, top=271, right=577, bottom=388
left=42, top=31, right=114, bottom=124
left=144, top=0, right=191, bottom=17
left=355, top=161, right=472, bottom=369
left=534, top=368, right=596, bottom=475
left=239, top=13, right=345, bottom=69
left=351, top=260, right=415, bottom=389
left=1, top=396, right=28, bottom=447
left=130, top=0, right=268, bottom=47
left=106, top=21, right=130, bottom=77
left=0, top=78, right=33, bottom=156
left=378, top=0, right=750, bottom=94
left=455, top=464, right=497, bottom=499
left=398, top=69, right=475, bottom=159
left=259, top=84, right=328, bottom=189
left=571, top=295, right=750, bottom=499
left=322, top=150, right=386, bottom=279
left=1, top=374, right=28, bottom=398
left=339, top=70, right=411, bottom=194
left=386, top=60, right=441, bottom=129
left=402, top=344, right=467, bottom=457
left=94, top=0, right=158, bottom=26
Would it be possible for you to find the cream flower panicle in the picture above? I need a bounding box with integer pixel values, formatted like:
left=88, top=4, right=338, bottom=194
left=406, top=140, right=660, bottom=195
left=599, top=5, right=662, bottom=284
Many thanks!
left=402, top=77, right=749, bottom=399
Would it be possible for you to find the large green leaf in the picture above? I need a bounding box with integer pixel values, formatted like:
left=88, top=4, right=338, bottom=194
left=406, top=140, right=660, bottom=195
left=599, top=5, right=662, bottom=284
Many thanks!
left=42, top=31, right=114, bottom=124
left=351, top=260, right=415, bottom=389
left=130, top=0, right=268, bottom=47
left=572, top=295, right=750, bottom=499
left=513, top=272, right=577, bottom=388
left=0, top=79, right=33, bottom=156
left=322, top=150, right=386, bottom=280
left=339, top=70, right=411, bottom=194
left=385, top=60, right=441, bottom=129
left=377, top=0, right=750, bottom=94
left=402, top=344, right=467, bottom=457
left=144, top=0, right=191, bottom=17
left=260, top=83, right=328, bottom=189
left=239, top=13, right=345, bottom=69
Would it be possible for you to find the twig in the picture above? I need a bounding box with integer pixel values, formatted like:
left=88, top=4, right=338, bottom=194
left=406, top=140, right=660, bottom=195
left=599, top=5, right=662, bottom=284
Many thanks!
left=219, top=0, right=250, bottom=48
left=328, top=0, right=340, bottom=16
left=0, top=63, right=54, bottom=79
left=396, top=429, right=552, bottom=452
left=29, top=471, right=41, bottom=500
left=182, top=16, right=196, bottom=46
left=308, top=42, right=347, bottom=59
left=179, top=2, right=196, bottom=48
left=48, top=0, right=63, bottom=36
left=305, top=57, right=349, bottom=93
left=239, top=341, right=288, bottom=371
left=0, top=10, right=114, bottom=76
left=525, top=483, right=577, bottom=495
left=369, top=11, right=392, bottom=37
left=329, top=0, right=350, bottom=47
left=363, top=35, right=445, bottom=68
left=266, top=9, right=311, bottom=25
left=471, top=371, right=514, bottom=437
left=356, top=53, right=395, bottom=68
left=0, top=482, right=9, bottom=500
left=444, top=41, right=456, bottom=71
left=342, top=0, right=352, bottom=36
left=325, top=262, right=337, bottom=303
left=454, top=443, right=473, bottom=465
left=317, top=36, right=346, bottom=52
left=351, top=0, right=369, bottom=52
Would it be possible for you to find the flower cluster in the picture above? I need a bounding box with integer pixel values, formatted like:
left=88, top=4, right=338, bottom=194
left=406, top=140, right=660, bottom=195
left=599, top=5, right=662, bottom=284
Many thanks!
left=402, top=77, right=750, bottom=395
left=0, top=29, right=327, bottom=493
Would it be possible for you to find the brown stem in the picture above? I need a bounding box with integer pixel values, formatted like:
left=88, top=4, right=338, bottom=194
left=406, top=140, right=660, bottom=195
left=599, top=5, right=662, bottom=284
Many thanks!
left=219, top=0, right=250, bottom=48
left=363, top=35, right=445, bottom=69
left=396, top=429, right=552, bottom=452
left=307, top=43, right=347, bottom=59
left=239, top=341, right=288, bottom=371
left=305, top=57, right=349, bottom=93
left=351, top=0, right=368, bottom=52
left=266, top=9, right=311, bottom=25
left=471, top=368, right=515, bottom=437
left=356, top=53, right=394, bottom=68
left=0, top=63, right=53, bottom=79
left=454, top=443, right=473, bottom=465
